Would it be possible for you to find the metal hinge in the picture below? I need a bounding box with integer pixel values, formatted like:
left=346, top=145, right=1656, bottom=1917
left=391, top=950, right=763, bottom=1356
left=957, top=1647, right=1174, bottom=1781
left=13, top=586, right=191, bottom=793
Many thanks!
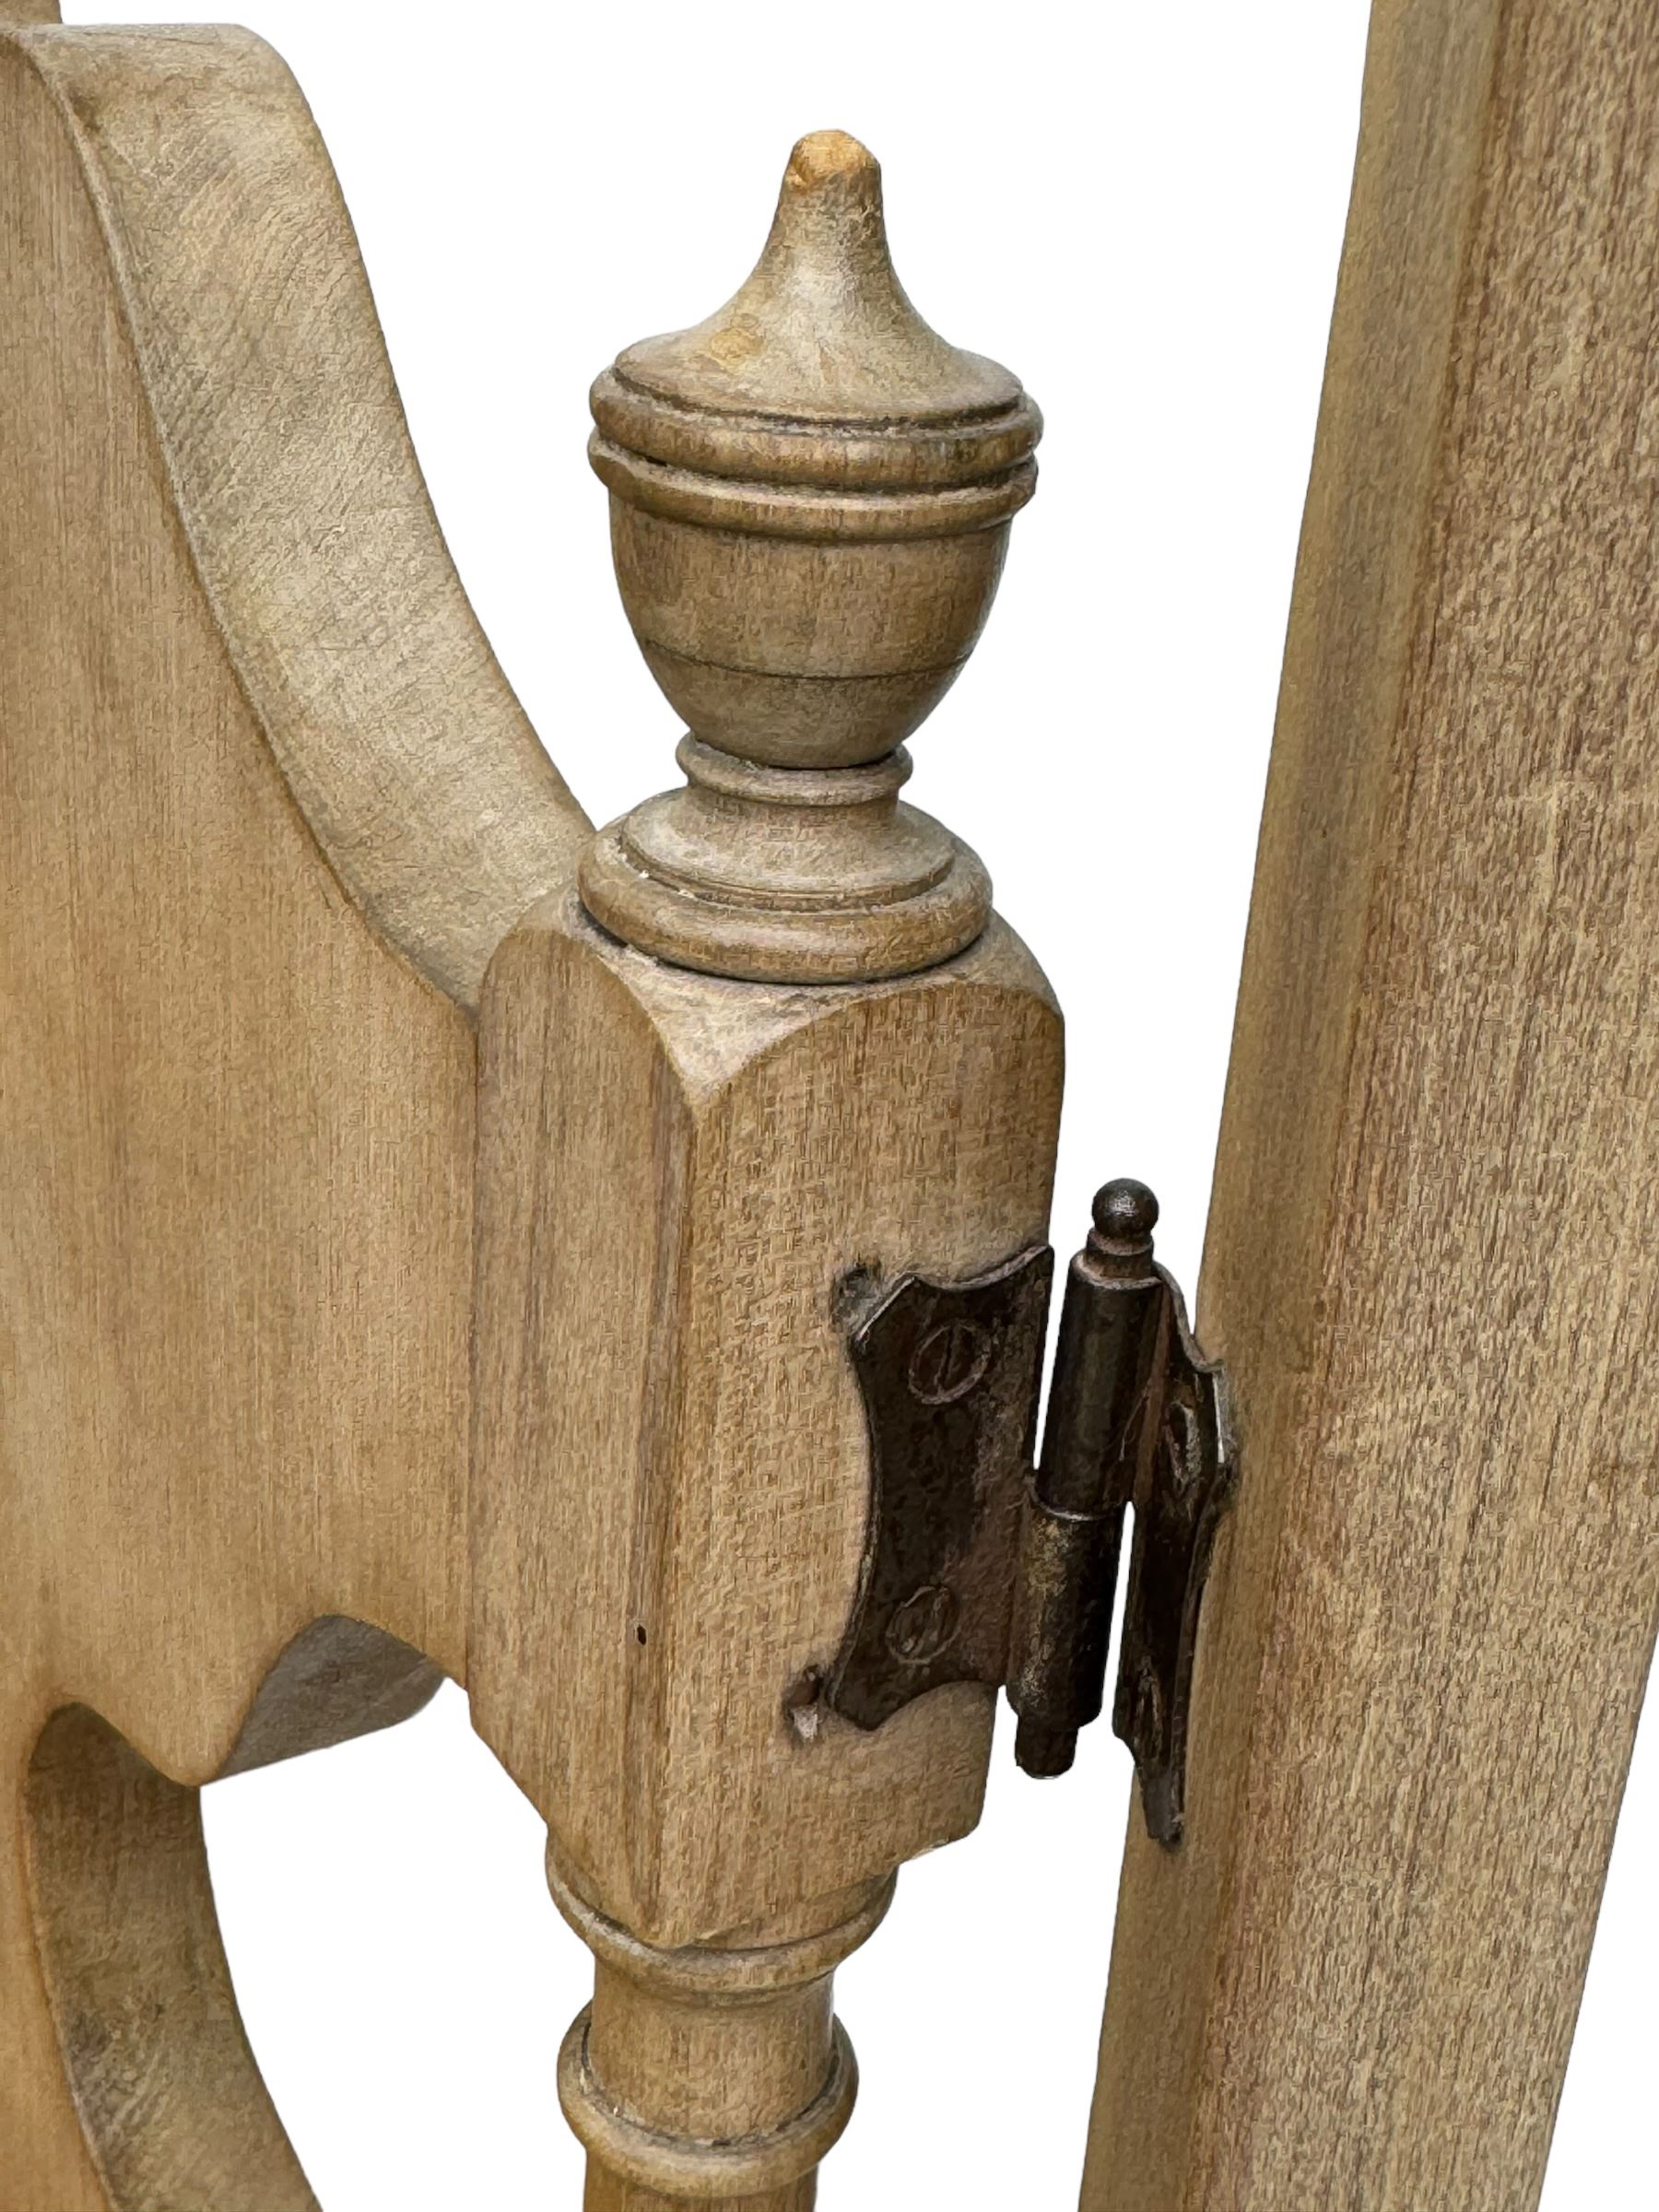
left=808, top=1180, right=1236, bottom=1847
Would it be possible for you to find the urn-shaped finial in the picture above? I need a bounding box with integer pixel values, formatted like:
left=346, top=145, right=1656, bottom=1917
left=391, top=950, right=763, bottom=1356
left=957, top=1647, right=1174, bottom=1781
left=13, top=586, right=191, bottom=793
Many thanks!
left=582, top=131, right=1041, bottom=983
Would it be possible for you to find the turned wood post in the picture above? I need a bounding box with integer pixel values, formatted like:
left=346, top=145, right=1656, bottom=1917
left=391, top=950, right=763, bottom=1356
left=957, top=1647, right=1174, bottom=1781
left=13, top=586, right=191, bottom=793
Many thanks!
left=471, top=130, right=1058, bottom=2206
left=550, top=1848, right=890, bottom=2209
left=580, top=126, right=1039, bottom=984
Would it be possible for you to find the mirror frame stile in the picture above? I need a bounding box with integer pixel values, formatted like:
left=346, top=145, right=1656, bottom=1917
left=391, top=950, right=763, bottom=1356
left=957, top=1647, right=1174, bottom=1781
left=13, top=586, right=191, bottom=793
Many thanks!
left=1085, top=3, right=1659, bottom=2206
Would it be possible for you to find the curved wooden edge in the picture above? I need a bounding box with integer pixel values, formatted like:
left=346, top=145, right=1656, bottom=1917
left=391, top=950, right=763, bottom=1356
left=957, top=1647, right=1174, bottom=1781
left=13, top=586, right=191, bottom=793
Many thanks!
left=0, top=18, right=578, bottom=2202
left=27, top=1705, right=318, bottom=2210
left=13, top=1621, right=450, bottom=2211
left=6, top=16, right=589, bottom=1013
left=216, top=1616, right=443, bottom=1778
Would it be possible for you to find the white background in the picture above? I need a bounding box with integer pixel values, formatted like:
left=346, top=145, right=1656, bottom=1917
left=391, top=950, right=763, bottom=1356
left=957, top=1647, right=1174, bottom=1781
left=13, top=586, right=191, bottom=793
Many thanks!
left=76, top=0, right=1653, bottom=2202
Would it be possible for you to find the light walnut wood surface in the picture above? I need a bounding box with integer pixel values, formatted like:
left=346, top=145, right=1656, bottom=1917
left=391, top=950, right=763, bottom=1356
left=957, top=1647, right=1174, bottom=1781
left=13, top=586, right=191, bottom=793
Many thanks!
left=2, top=15, right=1059, bottom=2208
left=0, top=14, right=582, bottom=2202
left=1084, top=3, right=1659, bottom=2206
left=476, top=124, right=1059, bottom=2205
left=472, top=893, right=1059, bottom=2204
left=474, top=898, right=1061, bottom=1947
left=581, top=130, right=1039, bottom=986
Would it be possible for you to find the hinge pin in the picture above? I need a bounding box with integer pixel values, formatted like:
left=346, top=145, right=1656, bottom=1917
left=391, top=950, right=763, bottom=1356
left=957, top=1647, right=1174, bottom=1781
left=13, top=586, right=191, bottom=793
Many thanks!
left=1009, top=1181, right=1236, bottom=1845
left=1008, top=1181, right=1163, bottom=1779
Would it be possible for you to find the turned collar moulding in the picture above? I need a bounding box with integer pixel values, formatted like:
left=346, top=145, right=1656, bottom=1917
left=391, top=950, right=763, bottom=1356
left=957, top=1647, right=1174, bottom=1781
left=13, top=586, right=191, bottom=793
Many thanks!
left=581, top=128, right=1041, bottom=985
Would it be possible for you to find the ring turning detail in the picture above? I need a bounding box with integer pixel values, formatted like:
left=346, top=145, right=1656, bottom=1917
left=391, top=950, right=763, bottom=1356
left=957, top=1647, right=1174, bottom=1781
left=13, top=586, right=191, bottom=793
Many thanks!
left=548, top=1846, right=891, bottom=2206
left=579, top=128, right=1041, bottom=984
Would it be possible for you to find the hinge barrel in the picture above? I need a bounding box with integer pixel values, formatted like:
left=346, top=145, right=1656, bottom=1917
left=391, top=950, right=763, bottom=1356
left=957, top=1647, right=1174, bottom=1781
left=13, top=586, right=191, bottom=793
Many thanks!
left=1007, top=1182, right=1164, bottom=1777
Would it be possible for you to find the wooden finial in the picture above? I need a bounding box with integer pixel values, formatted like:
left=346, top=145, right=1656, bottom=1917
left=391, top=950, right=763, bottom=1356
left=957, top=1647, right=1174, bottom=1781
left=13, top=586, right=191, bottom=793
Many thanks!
left=582, top=129, right=1041, bottom=983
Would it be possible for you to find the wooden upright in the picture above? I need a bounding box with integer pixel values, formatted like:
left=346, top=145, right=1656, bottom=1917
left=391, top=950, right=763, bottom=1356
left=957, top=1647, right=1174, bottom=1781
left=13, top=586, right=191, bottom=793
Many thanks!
left=1085, top=3, right=1659, bottom=2206
left=481, top=128, right=1058, bottom=2206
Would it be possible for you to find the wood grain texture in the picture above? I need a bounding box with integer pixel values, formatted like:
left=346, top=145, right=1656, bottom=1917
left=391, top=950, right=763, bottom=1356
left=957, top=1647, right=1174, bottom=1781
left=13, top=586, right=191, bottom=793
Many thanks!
left=474, top=897, right=1061, bottom=1946
left=0, top=18, right=581, bottom=2204
left=3, top=26, right=1063, bottom=2210
left=473, top=893, right=1060, bottom=2204
left=17, top=18, right=586, bottom=1008
left=27, top=1707, right=321, bottom=2209
left=551, top=1848, right=890, bottom=2212
left=582, top=131, right=1039, bottom=983
left=1084, top=3, right=1659, bottom=2206
left=473, top=125, right=1058, bottom=2204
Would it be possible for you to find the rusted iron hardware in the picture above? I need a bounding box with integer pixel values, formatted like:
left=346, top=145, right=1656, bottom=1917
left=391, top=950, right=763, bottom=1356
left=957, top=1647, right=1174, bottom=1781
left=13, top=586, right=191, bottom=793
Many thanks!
left=818, top=1181, right=1236, bottom=1848
left=822, top=1248, right=1054, bottom=1729
left=1007, top=1180, right=1236, bottom=1843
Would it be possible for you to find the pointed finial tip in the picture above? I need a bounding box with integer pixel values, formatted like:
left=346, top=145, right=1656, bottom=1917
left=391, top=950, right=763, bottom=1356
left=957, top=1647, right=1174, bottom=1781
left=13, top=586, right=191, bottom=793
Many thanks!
left=785, top=129, right=879, bottom=194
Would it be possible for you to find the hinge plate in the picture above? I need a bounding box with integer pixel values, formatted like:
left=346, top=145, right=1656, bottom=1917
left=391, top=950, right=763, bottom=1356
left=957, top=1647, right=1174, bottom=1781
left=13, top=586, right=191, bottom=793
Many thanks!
left=815, top=1182, right=1236, bottom=1850
left=823, top=1247, right=1053, bottom=1729
left=1112, top=1266, right=1236, bottom=1843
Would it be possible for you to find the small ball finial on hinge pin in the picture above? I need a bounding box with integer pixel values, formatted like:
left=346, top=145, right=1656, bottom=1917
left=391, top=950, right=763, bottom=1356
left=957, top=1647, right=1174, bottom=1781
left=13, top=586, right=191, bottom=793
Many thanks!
left=581, top=130, right=1041, bottom=984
